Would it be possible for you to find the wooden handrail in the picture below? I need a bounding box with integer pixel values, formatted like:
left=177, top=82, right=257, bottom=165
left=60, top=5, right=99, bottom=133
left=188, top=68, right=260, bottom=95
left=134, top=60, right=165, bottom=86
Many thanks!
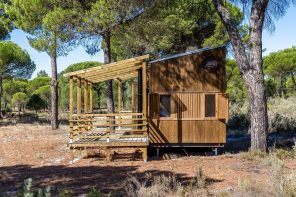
left=69, top=118, right=147, bottom=122
left=72, top=112, right=144, bottom=117
left=68, top=112, right=149, bottom=144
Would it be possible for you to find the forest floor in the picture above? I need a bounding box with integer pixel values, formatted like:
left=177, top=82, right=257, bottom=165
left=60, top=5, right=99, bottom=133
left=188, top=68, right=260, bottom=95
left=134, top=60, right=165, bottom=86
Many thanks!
left=0, top=124, right=296, bottom=196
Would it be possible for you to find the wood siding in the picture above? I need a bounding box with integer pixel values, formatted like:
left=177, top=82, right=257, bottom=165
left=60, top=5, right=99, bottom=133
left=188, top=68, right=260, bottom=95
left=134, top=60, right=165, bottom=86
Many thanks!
left=149, top=92, right=228, bottom=120
left=149, top=119, right=226, bottom=144
left=148, top=47, right=227, bottom=145
left=150, top=47, right=226, bottom=93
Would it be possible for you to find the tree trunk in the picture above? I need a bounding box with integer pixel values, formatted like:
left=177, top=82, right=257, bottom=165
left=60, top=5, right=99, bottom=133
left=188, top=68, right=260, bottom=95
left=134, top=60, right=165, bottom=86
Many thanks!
left=243, top=71, right=268, bottom=151
left=0, top=75, right=2, bottom=118
left=212, top=0, right=269, bottom=151
left=50, top=32, right=59, bottom=130
left=278, top=75, right=286, bottom=97
left=103, top=31, right=114, bottom=113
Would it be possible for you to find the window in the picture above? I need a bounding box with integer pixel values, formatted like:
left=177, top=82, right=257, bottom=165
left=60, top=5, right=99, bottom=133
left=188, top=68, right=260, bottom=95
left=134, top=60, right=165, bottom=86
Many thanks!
left=205, top=94, right=216, bottom=117
left=160, top=95, right=171, bottom=117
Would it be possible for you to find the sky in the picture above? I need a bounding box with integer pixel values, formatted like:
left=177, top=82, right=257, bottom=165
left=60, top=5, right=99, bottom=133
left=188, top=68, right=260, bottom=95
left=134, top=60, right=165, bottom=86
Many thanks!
left=9, top=6, right=296, bottom=79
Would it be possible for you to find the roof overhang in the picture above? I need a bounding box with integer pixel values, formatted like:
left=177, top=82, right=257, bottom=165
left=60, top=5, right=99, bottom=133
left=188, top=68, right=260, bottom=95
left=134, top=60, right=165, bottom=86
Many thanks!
left=63, top=54, right=149, bottom=83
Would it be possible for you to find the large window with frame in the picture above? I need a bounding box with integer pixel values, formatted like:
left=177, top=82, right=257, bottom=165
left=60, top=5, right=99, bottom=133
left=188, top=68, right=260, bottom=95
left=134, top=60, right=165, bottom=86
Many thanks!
left=205, top=94, right=216, bottom=117
left=160, top=95, right=171, bottom=117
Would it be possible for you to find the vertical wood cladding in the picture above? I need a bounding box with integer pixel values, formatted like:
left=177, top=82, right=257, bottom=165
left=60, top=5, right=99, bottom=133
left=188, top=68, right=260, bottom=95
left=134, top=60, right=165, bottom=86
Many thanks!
left=150, top=47, right=226, bottom=93
left=148, top=47, right=227, bottom=145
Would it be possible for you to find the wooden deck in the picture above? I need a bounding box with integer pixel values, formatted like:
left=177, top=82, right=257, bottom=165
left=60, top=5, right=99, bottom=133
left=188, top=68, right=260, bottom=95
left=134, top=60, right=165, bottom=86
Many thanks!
left=70, top=132, right=148, bottom=147
left=68, top=113, right=148, bottom=162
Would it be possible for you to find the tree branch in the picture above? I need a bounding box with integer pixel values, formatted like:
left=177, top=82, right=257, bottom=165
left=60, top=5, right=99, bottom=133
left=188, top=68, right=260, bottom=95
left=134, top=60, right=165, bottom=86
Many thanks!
left=211, top=0, right=250, bottom=73
left=249, top=0, right=269, bottom=71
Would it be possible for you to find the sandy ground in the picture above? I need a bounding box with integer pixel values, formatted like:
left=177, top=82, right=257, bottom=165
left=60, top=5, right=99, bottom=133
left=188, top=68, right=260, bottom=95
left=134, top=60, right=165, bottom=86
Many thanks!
left=0, top=124, right=295, bottom=195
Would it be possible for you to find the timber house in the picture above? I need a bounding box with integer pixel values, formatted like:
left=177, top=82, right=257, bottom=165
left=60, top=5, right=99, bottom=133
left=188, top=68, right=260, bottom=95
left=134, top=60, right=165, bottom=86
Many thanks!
left=64, top=46, right=228, bottom=162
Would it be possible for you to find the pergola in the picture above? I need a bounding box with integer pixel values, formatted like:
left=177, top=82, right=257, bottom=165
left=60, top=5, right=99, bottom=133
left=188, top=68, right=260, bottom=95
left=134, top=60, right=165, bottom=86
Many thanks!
left=64, top=54, right=149, bottom=115
left=64, top=54, right=150, bottom=162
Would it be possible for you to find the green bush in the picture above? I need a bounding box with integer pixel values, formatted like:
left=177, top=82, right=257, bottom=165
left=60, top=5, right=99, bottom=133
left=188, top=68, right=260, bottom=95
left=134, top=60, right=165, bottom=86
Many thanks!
left=87, top=188, right=102, bottom=197
left=269, top=113, right=296, bottom=132
left=17, top=178, right=51, bottom=197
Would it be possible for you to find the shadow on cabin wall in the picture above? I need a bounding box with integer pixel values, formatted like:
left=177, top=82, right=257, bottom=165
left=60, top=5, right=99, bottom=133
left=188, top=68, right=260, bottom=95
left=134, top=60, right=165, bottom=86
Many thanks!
left=148, top=47, right=226, bottom=144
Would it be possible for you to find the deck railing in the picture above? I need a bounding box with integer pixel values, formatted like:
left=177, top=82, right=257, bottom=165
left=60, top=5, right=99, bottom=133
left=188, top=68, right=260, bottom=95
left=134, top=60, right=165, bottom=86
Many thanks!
left=69, top=113, right=148, bottom=145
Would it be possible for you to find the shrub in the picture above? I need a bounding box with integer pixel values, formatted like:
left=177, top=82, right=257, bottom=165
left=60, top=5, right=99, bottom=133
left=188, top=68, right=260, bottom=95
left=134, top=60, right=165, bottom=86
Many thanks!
left=269, top=113, right=296, bottom=132
left=228, top=96, right=296, bottom=133
left=228, top=102, right=250, bottom=130
left=239, top=150, right=267, bottom=161
left=27, top=94, right=47, bottom=113
left=268, top=97, right=296, bottom=132
left=122, top=168, right=208, bottom=197
left=17, top=178, right=51, bottom=197
left=270, top=149, right=294, bottom=160
left=281, top=170, right=296, bottom=197
left=87, top=188, right=102, bottom=197
left=236, top=178, right=264, bottom=196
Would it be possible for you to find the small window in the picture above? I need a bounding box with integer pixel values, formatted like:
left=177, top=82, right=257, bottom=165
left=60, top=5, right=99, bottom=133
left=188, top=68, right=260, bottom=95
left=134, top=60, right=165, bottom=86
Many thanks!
left=205, top=94, right=216, bottom=117
left=160, top=95, right=171, bottom=117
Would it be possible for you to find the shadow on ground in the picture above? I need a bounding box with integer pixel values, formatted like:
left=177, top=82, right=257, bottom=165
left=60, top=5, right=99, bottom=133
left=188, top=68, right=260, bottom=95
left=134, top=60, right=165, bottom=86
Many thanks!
left=0, top=164, right=222, bottom=195
left=225, top=131, right=296, bottom=153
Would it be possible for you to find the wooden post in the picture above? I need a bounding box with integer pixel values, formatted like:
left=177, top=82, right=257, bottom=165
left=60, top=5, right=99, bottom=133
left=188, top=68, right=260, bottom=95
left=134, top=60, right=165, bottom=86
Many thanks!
left=69, top=77, right=74, bottom=143
left=142, top=61, right=147, bottom=136
left=89, top=83, right=93, bottom=113
left=84, top=80, right=88, bottom=114
left=89, top=83, right=93, bottom=130
left=118, top=80, right=122, bottom=113
left=77, top=78, right=82, bottom=114
left=142, top=147, right=147, bottom=162
left=142, top=62, right=148, bottom=162
left=118, top=80, right=122, bottom=129
left=84, top=80, right=88, bottom=131
left=77, top=78, right=81, bottom=131
left=142, top=61, right=147, bottom=118
left=105, top=147, right=111, bottom=162
left=70, top=147, right=74, bottom=163
left=131, top=81, right=136, bottom=112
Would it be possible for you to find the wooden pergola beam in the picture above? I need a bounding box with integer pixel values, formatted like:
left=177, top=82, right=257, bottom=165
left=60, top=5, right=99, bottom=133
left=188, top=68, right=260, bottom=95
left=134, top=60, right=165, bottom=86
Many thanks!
left=84, top=66, right=140, bottom=81
left=63, top=54, right=149, bottom=77
left=89, top=72, right=138, bottom=83
left=77, top=61, right=143, bottom=78
left=88, top=73, right=137, bottom=83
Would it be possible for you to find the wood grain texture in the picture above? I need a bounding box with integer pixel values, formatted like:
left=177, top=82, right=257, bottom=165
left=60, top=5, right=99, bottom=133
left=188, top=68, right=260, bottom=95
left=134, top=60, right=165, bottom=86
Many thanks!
left=149, top=119, right=226, bottom=144
left=150, top=47, right=226, bottom=93
left=148, top=47, right=227, bottom=145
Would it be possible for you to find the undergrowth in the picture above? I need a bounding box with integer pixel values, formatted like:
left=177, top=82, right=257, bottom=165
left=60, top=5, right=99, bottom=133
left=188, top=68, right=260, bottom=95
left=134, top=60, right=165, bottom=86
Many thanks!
left=1, top=147, right=296, bottom=197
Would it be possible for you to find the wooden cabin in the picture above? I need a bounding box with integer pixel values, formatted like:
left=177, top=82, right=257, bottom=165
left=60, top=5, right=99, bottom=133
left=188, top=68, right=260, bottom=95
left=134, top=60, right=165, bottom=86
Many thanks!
left=64, top=46, right=228, bottom=162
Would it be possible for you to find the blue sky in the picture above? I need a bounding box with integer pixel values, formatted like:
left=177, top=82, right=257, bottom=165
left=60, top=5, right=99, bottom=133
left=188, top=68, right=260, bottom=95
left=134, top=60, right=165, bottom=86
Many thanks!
left=10, top=6, right=296, bottom=79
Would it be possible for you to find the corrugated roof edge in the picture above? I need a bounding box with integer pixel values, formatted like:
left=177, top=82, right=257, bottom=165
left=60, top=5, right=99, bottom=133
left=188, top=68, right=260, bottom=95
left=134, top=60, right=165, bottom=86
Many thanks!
left=148, top=45, right=226, bottom=64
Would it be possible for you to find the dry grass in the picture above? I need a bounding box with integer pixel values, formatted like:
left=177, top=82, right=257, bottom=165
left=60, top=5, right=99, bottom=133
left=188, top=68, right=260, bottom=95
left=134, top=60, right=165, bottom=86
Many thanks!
left=238, top=150, right=267, bottom=161
left=122, top=167, right=208, bottom=197
left=1, top=124, right=296, bottom=196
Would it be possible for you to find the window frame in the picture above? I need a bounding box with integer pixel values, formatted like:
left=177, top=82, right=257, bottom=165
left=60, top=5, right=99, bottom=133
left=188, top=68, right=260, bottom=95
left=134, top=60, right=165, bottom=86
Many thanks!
left=159, top=93, right=171, bottom=119
left=203, top=93, right=217, bottom=119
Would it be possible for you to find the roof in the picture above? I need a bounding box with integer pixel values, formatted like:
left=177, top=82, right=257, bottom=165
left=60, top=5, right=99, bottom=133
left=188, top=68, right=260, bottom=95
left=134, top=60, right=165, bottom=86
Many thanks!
left=63, top=54, right=149, bottom=83
left=149, top=45, right=226, bottom=64
left=63, top=46, right=225, bottom=83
